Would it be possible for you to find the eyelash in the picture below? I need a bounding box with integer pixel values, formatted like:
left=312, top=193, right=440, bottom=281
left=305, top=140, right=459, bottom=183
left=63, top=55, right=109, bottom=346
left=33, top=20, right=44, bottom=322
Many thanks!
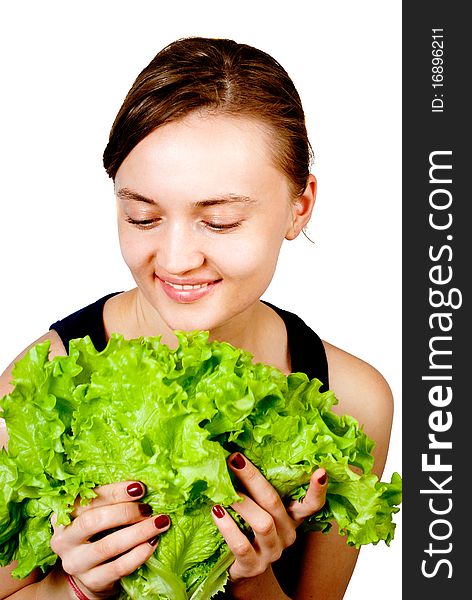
left=124, top=216, right=242, bottom=232
left=124, top=216, right=160, bottom=230
left=206, top=221, right=242, bottom=231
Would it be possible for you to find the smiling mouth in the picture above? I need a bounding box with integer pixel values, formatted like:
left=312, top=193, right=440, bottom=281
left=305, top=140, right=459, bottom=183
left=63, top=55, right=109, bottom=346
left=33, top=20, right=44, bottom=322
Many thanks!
left=157, top=276, right=222, bottom=303
left=164, top=280, right=212, bottom=290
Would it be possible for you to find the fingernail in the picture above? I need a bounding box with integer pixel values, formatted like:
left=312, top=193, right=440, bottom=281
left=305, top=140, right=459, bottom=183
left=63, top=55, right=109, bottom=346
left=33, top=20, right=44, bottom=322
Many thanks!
left=318, top=472, right=327, bottom=485
left=229, top=453, right=246, bottom=470
left=212, top=505, right=225, bottom=519
left=154, top=514, right=170, bottom=529
left=138, top=503, right=153, bottom=517
left=149, top=535, right=159, bottom=546
left=127, top=482, right=144, bottom=497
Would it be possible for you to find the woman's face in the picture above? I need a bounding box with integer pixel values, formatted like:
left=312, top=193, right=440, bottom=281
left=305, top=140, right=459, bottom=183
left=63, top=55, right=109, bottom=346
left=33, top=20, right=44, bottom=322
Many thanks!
left=115, top=112, right=310, bottom=334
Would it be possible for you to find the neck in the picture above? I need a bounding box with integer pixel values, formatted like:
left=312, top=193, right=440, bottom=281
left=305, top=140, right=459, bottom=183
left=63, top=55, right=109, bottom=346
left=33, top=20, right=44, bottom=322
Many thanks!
left=132, top=288, right=264, bottom=355
left=115, top=288, right=289, bottom=372
left=207, top=302, right=261, bottom=350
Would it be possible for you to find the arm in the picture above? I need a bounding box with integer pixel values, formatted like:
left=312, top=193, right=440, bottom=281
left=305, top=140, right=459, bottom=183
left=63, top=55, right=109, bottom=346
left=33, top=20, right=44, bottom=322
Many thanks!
left=323, top=341, right=394, bottom=478
left=0, top=331, right=68, bottom=597
left=290, top=342, right=394, bottom=600
left=1, top=566, right=77, bottom=599
left=229, top=567, right=291, bottom=600
left=0, top=565, right=42, bottom=600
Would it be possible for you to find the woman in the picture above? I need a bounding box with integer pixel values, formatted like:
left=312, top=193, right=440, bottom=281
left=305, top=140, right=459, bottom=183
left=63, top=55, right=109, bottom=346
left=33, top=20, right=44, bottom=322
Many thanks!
left=0, top=37, right=393, bottom=599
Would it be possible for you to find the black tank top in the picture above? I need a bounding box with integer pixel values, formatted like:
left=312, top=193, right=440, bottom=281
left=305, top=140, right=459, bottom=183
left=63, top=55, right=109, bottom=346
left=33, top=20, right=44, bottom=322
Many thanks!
left=49, top=292, right=329, bottom=388
left=49, top=292, right=328, bottom=595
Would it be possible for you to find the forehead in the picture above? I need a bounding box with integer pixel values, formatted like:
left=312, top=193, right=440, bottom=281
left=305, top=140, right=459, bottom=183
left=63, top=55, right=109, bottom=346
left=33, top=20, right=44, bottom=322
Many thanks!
left=114, top=113, right=289, bottom=202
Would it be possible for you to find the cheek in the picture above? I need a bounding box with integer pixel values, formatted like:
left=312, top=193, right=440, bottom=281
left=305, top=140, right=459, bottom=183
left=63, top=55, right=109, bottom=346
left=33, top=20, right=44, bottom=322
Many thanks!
left=220, top=232, right=284, bottom=281
left=118, top=227, right=153, bottom=272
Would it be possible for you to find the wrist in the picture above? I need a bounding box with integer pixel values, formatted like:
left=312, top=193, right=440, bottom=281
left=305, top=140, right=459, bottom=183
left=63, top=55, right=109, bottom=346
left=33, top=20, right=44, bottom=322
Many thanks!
left=66, top=574, right=91, bottom=600
left=63, top=570, right=119, bottom=600
left=32, top=568, right=92, bottom=600
left=228, top=568, right=291, bottom=600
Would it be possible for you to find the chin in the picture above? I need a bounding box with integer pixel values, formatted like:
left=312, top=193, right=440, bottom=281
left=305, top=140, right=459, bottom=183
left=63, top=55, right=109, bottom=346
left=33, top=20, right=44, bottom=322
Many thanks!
left=160, top=307, right=222, bottom=334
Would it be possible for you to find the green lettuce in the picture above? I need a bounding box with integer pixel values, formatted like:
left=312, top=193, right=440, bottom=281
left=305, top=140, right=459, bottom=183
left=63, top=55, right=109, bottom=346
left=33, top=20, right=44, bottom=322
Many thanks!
left=0, top=331, right=402, bottom=599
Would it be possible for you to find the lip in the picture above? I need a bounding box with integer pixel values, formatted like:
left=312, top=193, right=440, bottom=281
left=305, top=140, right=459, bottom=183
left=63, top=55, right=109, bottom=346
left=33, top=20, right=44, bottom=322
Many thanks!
left=157, top=276, right=222, bottom=303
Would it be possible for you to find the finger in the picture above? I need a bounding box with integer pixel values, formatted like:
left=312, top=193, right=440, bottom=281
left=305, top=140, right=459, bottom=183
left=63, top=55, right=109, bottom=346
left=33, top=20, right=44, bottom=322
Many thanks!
left=61, top=514, right=170, bottom=575
left=228, top=493, right=287, bottom=559
left=227, top=453, right=287, bottom=521
left=286, top=468, right=327, bottom=523
left=86, top=514, right=170, bottom=570
left=73, top=481, right=146, bottom=516
left=211, top=505, right=259, bottom=575
left=70, top=539, right=160, bottom=594
left=55, top=501, right=154, bottom=547
left=50, top=512, right=67, bottom=536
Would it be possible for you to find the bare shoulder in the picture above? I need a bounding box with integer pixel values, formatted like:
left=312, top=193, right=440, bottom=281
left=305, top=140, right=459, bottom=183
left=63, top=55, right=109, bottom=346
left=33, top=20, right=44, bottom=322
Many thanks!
left=322, top=340, right=394, bottom=477
left=0, top=330, right=67, bottom=450
left=1, top=330, right=67, bottom=398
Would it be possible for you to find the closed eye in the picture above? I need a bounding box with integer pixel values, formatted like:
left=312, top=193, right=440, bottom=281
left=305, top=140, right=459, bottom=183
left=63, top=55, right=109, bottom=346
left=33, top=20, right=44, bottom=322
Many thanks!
left=124, top=215, right=242, bottom=232
left=124, top=216, right=161, bottom=230
left=204, top=221, right=242, bottom=232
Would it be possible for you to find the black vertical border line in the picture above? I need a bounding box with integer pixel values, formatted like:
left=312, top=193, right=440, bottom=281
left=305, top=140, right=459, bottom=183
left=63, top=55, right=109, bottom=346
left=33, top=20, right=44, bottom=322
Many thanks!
left=403, top=2, right=469, bottom=597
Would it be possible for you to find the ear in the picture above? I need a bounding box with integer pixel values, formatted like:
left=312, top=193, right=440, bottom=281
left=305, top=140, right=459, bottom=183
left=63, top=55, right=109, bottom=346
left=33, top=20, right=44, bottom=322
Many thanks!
left=285, top=174, right=317, bottom=240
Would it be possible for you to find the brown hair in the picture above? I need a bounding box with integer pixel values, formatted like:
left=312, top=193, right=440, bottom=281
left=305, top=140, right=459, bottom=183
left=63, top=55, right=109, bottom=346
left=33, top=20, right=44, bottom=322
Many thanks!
left=103, top=37, right=313, bottom=197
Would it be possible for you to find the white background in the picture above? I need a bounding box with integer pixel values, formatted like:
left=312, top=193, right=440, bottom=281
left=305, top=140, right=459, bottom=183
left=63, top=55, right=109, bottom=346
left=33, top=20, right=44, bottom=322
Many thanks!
left=0, top=1, right=402, bottom=597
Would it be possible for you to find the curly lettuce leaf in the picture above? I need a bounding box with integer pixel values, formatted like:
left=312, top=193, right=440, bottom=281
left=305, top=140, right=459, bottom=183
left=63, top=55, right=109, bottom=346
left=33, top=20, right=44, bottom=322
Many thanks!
left=0, top=330, right=402, bottom=597
left=120, top=505, right=232, bottom=600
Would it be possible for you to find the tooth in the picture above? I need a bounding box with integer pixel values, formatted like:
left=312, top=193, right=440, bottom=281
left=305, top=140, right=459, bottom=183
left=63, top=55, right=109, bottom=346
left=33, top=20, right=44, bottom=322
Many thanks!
left=165, top=280, right=211, bottom=290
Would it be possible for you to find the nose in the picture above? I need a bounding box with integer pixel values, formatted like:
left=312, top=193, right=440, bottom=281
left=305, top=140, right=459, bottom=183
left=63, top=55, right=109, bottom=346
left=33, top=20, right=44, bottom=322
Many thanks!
left=156, top=221, right=205, bottom=275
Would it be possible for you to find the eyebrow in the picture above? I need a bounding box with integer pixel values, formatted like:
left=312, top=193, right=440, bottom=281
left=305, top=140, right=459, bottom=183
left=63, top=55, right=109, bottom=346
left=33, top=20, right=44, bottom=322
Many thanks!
left=115, top=187, right=256, bottom=207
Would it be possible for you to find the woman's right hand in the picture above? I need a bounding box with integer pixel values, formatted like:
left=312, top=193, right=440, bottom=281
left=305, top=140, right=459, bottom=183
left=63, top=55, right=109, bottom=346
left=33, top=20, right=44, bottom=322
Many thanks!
left=50, top=481, right=170, bottom=599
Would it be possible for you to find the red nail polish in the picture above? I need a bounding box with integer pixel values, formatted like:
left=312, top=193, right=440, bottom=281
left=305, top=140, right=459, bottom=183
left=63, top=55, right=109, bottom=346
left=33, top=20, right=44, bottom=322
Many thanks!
left=138, top=503, right=153, bottom=517
left=149, top=535, right=159, bottom=546
left=127, top=482, right=144, bottom=497
left=229, top=453, right=246, bottom=469
left=212, top=505, right=225, bottom=519
left=318, top=473, right=327, bottom=485
left=154, top=514, right=170, bottom=529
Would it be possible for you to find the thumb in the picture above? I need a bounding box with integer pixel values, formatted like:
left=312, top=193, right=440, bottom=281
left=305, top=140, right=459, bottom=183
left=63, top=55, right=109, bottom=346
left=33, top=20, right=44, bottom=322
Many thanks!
left=287, top=468, right=328, bottom=524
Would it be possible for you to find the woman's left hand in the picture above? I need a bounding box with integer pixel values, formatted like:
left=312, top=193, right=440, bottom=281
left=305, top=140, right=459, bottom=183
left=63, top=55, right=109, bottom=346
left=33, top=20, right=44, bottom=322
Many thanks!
left=211, top=452, right=328, bottom=582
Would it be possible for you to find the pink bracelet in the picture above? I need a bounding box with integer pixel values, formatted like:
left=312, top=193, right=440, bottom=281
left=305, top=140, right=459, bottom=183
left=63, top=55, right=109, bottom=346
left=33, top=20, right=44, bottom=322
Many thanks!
left=66, top=573, right=90, bottom=600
